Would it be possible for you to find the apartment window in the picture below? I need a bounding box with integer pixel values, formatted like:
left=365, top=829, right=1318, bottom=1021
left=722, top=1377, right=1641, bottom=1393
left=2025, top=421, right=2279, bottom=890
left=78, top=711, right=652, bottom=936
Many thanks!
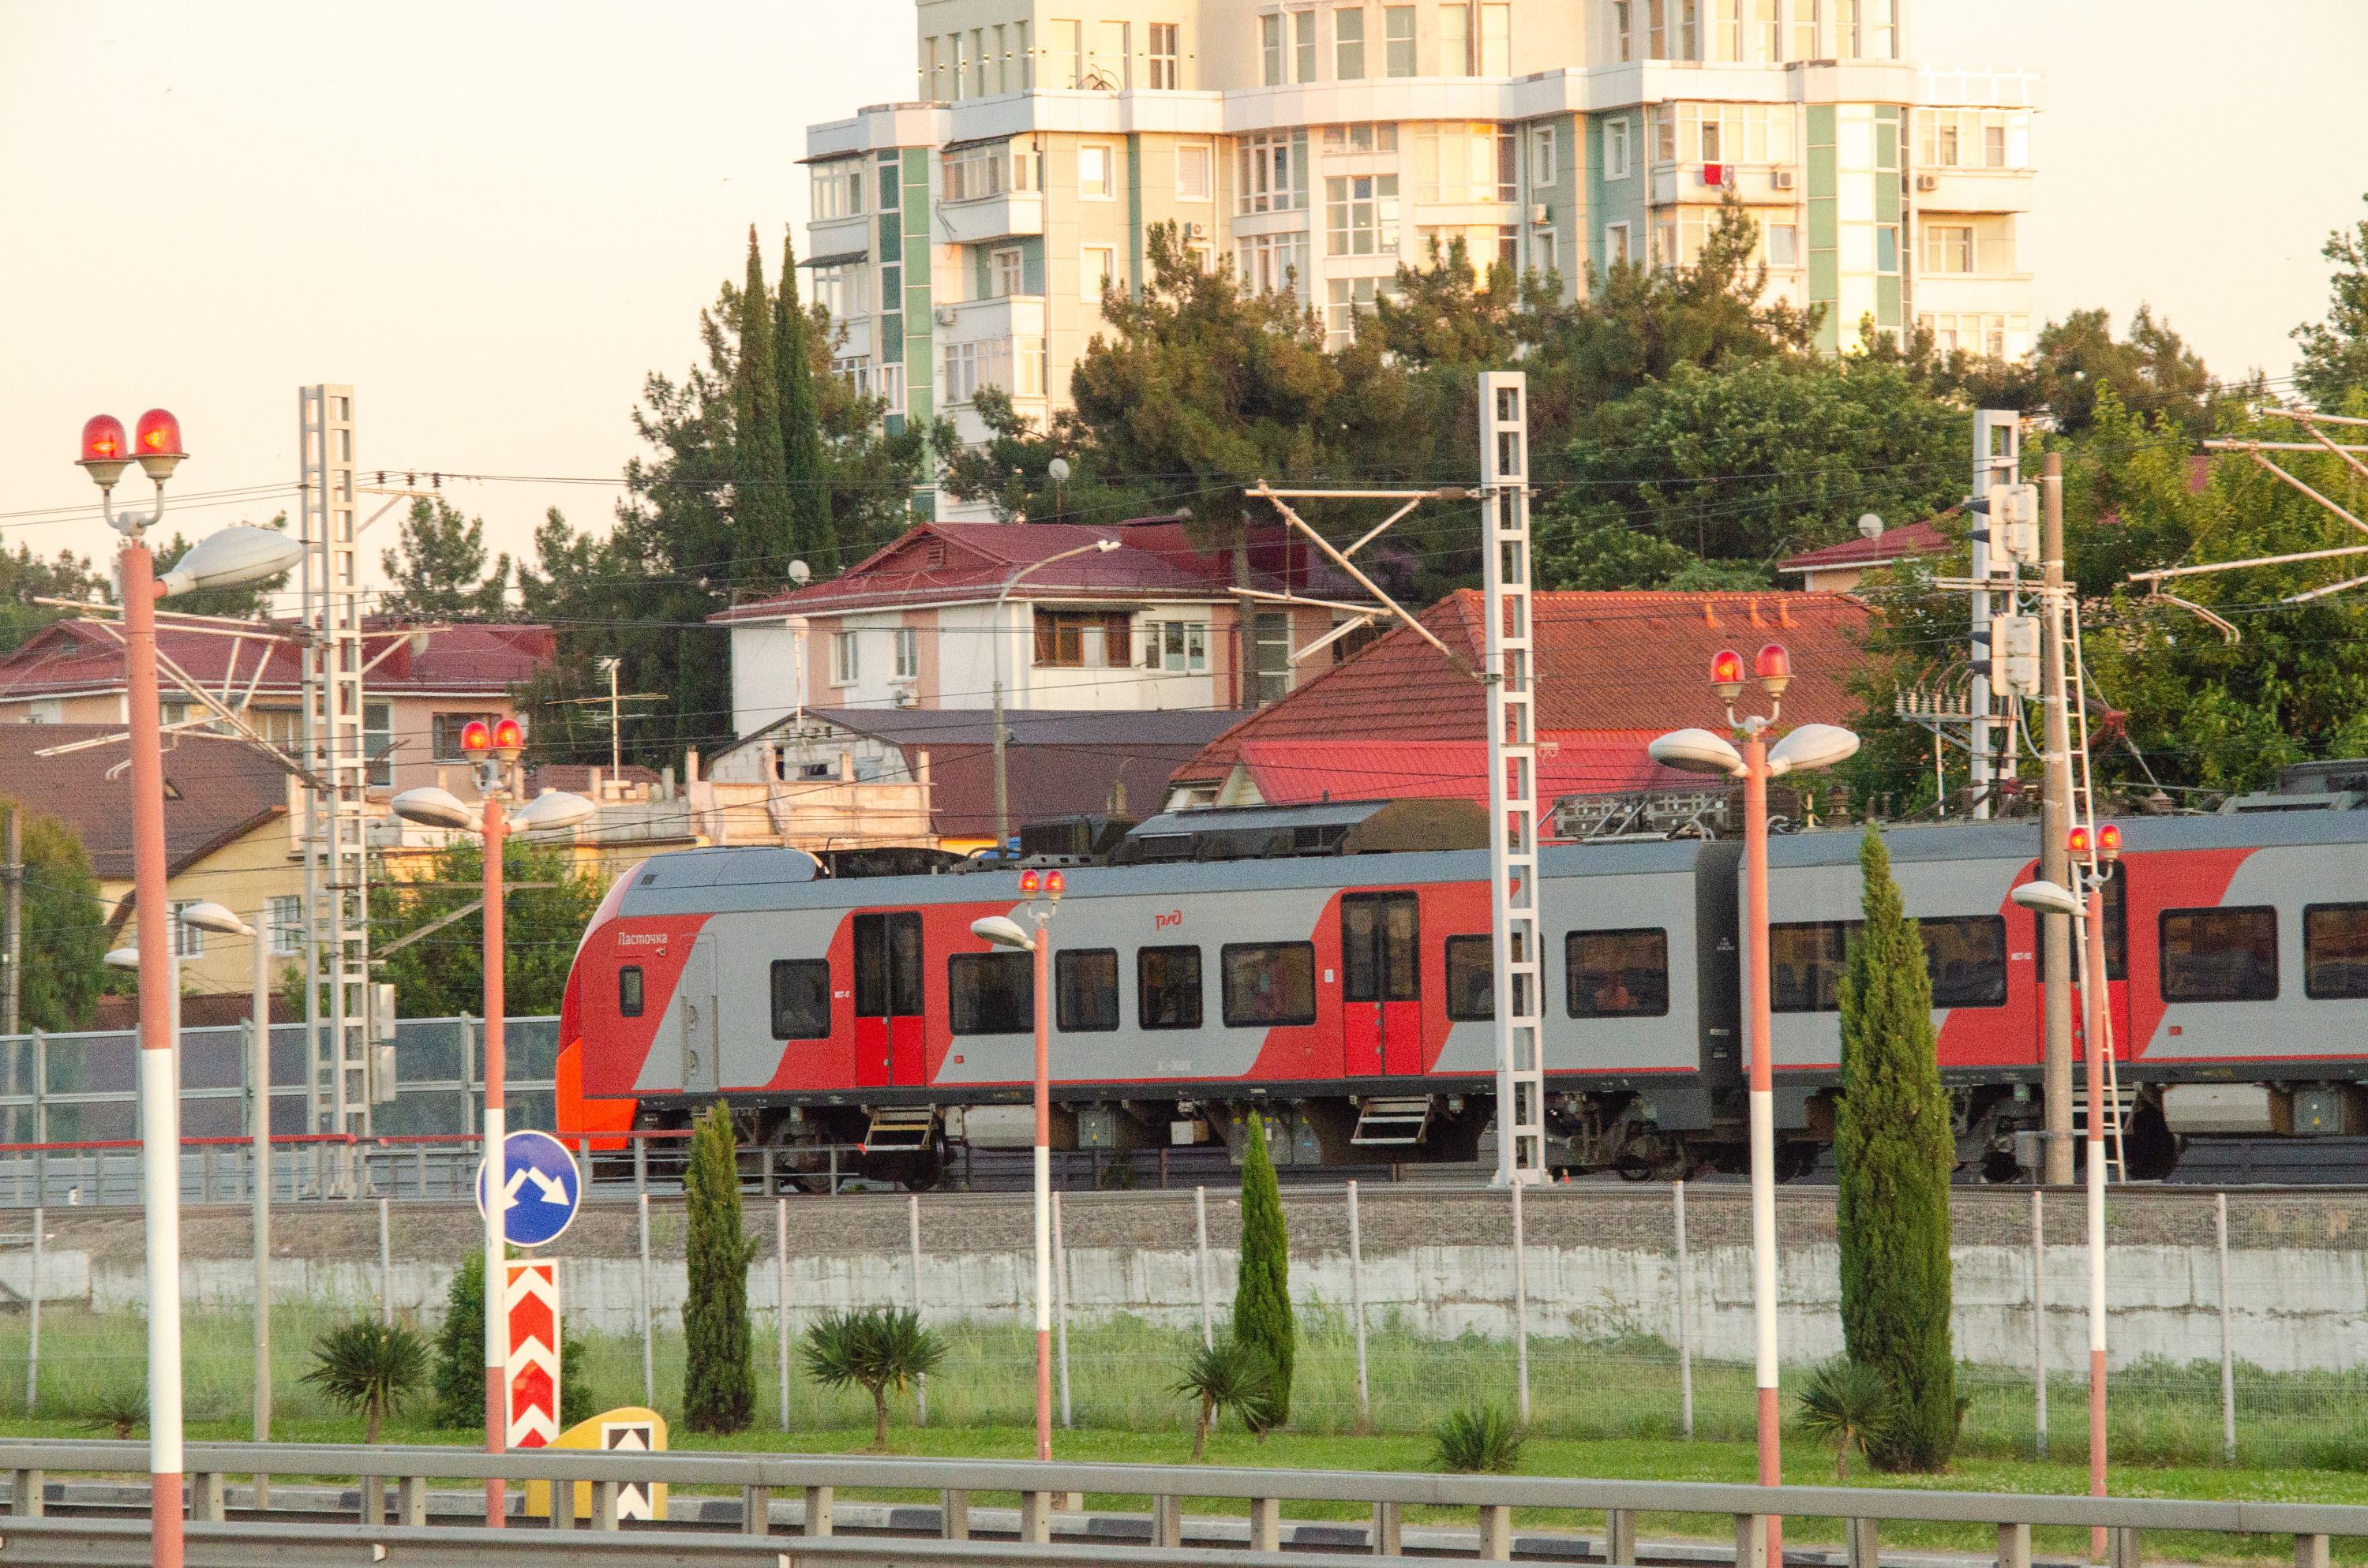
left=1412, top=124, right=1501, bottom=203
left=813, top=159, right=865, bottom=219
left=972, top=27, right=988, bottom=94
left=1148, top=21, right=1180, bottom=87
left=1478, top=2, right=1508, bottom=71
left=1322, top=122, right=1398, bottom=153
left=1677, top=0, right=1699, bottom=56
left=878, top=362, right=906, bottom=415
left=944, top=143, right=1022, bottom=202
left=770, top=960, right=831, bottom=1040
left=1834, top=0, right=1858, bottom=57
left=894, top=627, right=919, bottom=679
left=992, top=245, right=1024, bottom=296
left=1254, top=612, right=1292, bottom=702
left=944, top=340, right=981, bottom=403
left=1079, top=143, right=1115, bottom=199
left=1527, top=226, right=1553, bottom=276
left=1056, top=949, right=1120, bottom=1031
left=1665, top=103, right=1797, bottom=166
left=1528, top=123, right=1556, bottom=185
left=1919, top=110, right=2032, bottom=170
left=815, top=263, right=871, bottom=319
left=1565, top=929, right=1670, bottom=1018
left=1753, top=0, right=1778, bottom=58
left=1924, top=223, right=1973, bottom=275
left=1767, top=223, right=1799, bottom=267
left=170, top=900, right=204, bottom=959
left=992, top=23, right=1009, bottom=91
left=1058, top=18, right=1085, bottom=86
left=1261, top=12, right=1284, bottom=81
left=1238, top=129, right=1309, bottom=213
left=1177, top=142, right=1213, bottom=200
left=1438, top=2, right=1469, bottom=71
left=619, top=966, right=643, bottom=1018
left=1138, top=945, right=1203, bottom=1029
left=1605, top=221, right=1632, bottom=266
left=949, top=952, right=1033, bottom=1034
left=1017, top=20, right=1032, bottom=87
left=1145, top=619, right=1209, bottom=672
left=881, top=255, right=904, bottom=318
left=1920, top=916, right=2008, bottom=1009
left=1082, top=245, right=1118, bottom=305
left=1864, top=0, right=1894, bottom=58
left=1384, top=6, right=1416, bottom=74
left=1295, top=9, right=1318, bottom=79
left=1613, top=0, right=1632, bottom=61
left=832, top=630, right=860, bottom=684
left=1712, top=0, right=1740, bottom=60
left=1223, top=942, right=1318, bottom=1027
left=1648, top=0, right=1667, bottom=56
left=1325, top=174, right=1399, bottom=256
left=1334, top=6, right=1366, bottom=77
left=1605, top=117, right=1631, bottom=179
left=950, top=31, right=970, bottom=98
left=1875, top=223, right=1899, bottom=275
left=432, top=710, right=498, bottom=762
left=1444, top=934, right=1493, bottom=1020
left=268, top=893, right=302, bottom=956
left=1793, top=0, right=1819, bottom=58
left=924, top=35, right=942, bottom=96
left=1325, top=276, right=1393, bottom=347
left=1095, top=19, right=1129, bottom=88
left=1238, top=232, right=1306, bottom=294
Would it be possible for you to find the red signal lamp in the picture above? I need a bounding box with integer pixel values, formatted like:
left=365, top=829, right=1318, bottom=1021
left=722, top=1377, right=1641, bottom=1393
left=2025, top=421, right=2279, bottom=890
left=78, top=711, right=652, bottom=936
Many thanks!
left=2067, top=825, right=2092, bottom=859
left=1046, top=870, right=1066, bottom=900
left=1755, top=642, right=1793, bottom=698
left=1019, top=869, right=1040, bottom=897
left=459, top=720, right=493, bottom=754
left=1710, top=648, right=1746, bottom=701
left=78, top=414, right=131, bottom=488
left=492, top=717, right=526, bottom=754
left=133, top=408, right=185, bottom=482
left=2096, top=823, right=2123, bottom=863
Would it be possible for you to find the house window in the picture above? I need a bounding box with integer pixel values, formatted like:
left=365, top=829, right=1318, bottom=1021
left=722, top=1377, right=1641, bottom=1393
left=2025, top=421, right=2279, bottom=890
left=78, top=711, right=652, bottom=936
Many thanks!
left=268, top=894, right=302, bottom=956
left=431, top=711, right=498, bottom=762
left=1177, top=143, right=1213, bottom=201
left=1334, top=6, right=1366, bottom=77
left=1528, top=123, right=1556, bottom=185
left=1032, top=608, right=1091, bottom=668
left=833, top=630, right=860, bottom=685
left=1254, top=612, right=1292, bottom=702
left=1238, top=129, right=1309, bottom=213
left=1565, top=929, right=1670, bottom=1017
left=1613, top=0, right=1633, bottom=59
left=1238, top=232, right=1306, bottom=295
left=1079, top=144, right=1114, bottom=199
left=813, top=159, right=865, bottom=219
left=1478, top=1, right=1508, bottom=71
left=1605, top=222, right=1632, bottom=266
left=1101, top=613, right=1133, bottom=665
left=1056, top=949, right=1120, bottom=1031
left=1605, top=118, right=1631, bottom=179
left=1875, top=223, right=1899, bottom=275
left=949, top=952, right=1033, bottom=1034
left=1325, top=276, right=1393, bottom=347
left=992, top=245, right=1024, bottom=297
left=2162, top=907, right=2280, bottom=1004
left=1767, top=223, right=1798, bottom=266
left=364, top=701, right=394, bottom=787
left=170, top=900, right=204, bottom=959
left=1384, top=6, right=1416, bottom=74
left=1924, top=223, right=1974, bottom=275
left=1082, top=245, right=1118, bottom=307
left=1438, top=1, right=1468, bottom=71
left=1261, top=12, right=1284, bottom=81
left=1221, top=942, right=1318, bottom=1027
left=1137, top=945, right=1203, bottom=1029
left=1145, top=620, right=1209, bottom=672
left=1295, top=8, right=1318, bottom=79
left=1325, top=173, right=1399, bottom=256
left=1793, top=0, right=1819, bottom=58
left=894, top=627, right=919, bottom=679
left=770, top=960, right=831, bottom=1039
left=1148, top=21, right=1180, bottom=87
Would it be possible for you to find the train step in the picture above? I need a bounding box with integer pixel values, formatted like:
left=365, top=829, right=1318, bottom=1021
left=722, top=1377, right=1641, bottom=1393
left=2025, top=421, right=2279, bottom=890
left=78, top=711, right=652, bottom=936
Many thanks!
left=1351, top=1097, right=1434, bottom=1147
left=862, top=1106, right=938, bottom=1154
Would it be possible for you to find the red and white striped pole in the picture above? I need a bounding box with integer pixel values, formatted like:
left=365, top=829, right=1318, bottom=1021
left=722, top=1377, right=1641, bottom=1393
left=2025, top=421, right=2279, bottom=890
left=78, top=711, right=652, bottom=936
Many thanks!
left=481, top=788, right=508, bottom=1526
left=2081, top=844, right=2112, bottom=1558
left=1024, top=868, right=1064, bottom=1463
left=1741, top=733, right=1782, bottom=1562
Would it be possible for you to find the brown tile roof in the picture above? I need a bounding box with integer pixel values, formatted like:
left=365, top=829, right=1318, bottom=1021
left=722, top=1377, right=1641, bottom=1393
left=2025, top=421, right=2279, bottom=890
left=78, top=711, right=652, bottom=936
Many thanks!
left=0, top=619, right=553, bottom=702
left=1172, top=589, right=1875, bottom=786
left=1778, top=516, right=1953, bottom=574
left=0, top=724, right=288, bottom=882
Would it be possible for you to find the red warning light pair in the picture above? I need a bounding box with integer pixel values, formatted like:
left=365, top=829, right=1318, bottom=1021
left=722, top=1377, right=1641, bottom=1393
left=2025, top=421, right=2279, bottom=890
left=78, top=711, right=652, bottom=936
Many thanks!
left=1709, top=644, right=1792, bottom=699
left=1018, top=868, right=1066, bottom=900
left=2066, top=823, right=2123, bottom=862
left=459, top=718, right=526, bottom=755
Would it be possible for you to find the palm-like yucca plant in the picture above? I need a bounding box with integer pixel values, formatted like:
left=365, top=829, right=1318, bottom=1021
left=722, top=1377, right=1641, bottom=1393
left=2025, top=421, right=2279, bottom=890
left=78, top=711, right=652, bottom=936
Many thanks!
left=800, top=1307, right=947, bottom=1450
left=303, top=1318, right=429, bottom=1443
left=1169, top=1341, right=1278, bottom=1461
left=1795, top=1357, right=1902, bottom=1481
left=1431, top=1405, right=1524, bottom=1474
left=81, top=1384, right=146, bottom=1440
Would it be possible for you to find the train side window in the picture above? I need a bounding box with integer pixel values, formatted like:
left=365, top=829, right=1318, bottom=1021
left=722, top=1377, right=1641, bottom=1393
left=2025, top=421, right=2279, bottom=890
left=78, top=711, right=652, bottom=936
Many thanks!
left=1056, top=949, right=1120, bottom=1031
left=618, top=966, right=644, bottom=1018
left=2034, top=868, right=2127, bottom=982
left=948, top=952, right=1033, bottom=1034
left=1221, top=942, right=1317, bottom=1027
left=1566, top=928, right=1670, bottom=1017
left=2160, top=906, right=2279, bottom=1003
left=2305, top=904, right=2368, bottom=999
left=1770, top=921, right=1849, bottom=1012
left=1139, top=945, right=1204, bottom=1030
left=769, top=960, right=830, bottom=1039
left=1921, top=915, right=2007, bottom=1008
left=1444, top=934, right=1493, bottom=1020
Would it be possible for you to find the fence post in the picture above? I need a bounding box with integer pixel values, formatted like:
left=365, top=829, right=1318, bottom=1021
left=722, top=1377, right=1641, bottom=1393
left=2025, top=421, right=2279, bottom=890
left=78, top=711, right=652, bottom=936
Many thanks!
left=29, top=1031, right=43, bottom=1207
left=777, top=1196, right=792, bottom=1432
left=633, top=1134, right=648, bottom=1199
left=1347, top=1179, right=1369, bottom=1430
left=1510, top=1178, right=1531, bottom=1427
left=377, top=1196, right=392, bottom=1326
left=1674, top=1179, right=1693, bottom=1439
left=2032, top=1187, right=2048, bottom=1458
left=1052, top=1188, right=1073, bottom=1429
left=1193, top=1185, right=1214, bottom=1349
left=2216, top=1192, right=2235, bottom=1462
left=637, top=1189, right=656, bottom=1407
left=909, top=1192, right=928, bottom=1426
left=23, top=1206, right=38, bottom=1416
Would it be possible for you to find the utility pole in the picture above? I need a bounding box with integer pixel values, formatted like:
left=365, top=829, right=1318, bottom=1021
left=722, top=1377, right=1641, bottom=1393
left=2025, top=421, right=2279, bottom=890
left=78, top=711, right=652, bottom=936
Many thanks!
left=2, top=804, right=21, bottom=1040
left=1968, top=410, right=2021, bottom=819
left=2038, top=451, right=2076, bottom=1185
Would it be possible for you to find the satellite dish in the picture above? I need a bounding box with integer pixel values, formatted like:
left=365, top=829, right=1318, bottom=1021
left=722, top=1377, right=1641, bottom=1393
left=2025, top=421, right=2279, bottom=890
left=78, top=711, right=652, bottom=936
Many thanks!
left=1857, top=513, right=1885, bottom=541
left=789, top=559, right=811, bottom=586
left=1047, top=458, right=1072, bottom=484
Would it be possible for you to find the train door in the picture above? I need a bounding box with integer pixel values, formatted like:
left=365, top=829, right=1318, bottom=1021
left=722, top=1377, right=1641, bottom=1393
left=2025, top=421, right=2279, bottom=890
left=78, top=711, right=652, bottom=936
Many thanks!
left=680, top=932, right=719, bottom=1095
left=1342, top=892, right=1422, bottom=1076
left=853, top=911, right=925, bottom=1088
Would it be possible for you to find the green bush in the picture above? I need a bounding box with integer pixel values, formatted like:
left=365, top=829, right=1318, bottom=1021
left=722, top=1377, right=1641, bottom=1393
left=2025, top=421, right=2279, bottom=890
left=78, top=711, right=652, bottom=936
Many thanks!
left=429, top=1249, right=594, bottom=1432
left=1233, top=1116, right=1296, bottom=1425
left=1431, top=1405, right=1523, bottom=1473
left=302, top=1318, right=429, bottom=1443
left=1795, top=1357, right=1902, bottom=1481
left=801, top=1306, right=947, bottom=1449
left=1171, top=1339, right=1278, bottom=1460
left=683, top=1103, right=758, bottom=1433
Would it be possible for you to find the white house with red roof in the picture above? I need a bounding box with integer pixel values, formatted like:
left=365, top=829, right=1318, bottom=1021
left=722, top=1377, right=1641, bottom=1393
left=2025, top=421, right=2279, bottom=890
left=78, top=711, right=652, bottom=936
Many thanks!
left=711, top=518, right=1386, bottom=737
left=1776, top=516, right=1954, bottom=593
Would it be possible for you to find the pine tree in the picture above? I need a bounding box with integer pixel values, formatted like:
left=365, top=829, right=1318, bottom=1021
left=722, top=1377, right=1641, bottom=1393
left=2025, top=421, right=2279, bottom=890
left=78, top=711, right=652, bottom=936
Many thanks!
left=774, top=228, right=837, bottom=570
left=682, top=1102, right=757, bottom=1433
left=733, top=226, right=792, bottom=582
left=1231, top=1115, right=1295, bottom=1425
left=1834, top=825, right=1957, bottom=1472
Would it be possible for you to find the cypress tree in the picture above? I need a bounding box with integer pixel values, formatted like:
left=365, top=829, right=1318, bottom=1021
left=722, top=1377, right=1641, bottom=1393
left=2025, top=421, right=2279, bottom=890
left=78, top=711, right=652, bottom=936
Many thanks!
left=1231, top=1115, right=1296, bottom=1424
left=682, top=1102, right=757, bottom=1433
left=1835, top=825, right=1958, bottom=1472
left=733, top=226, right=792, bottom=581
left=774, top=228, right=837, bottom=570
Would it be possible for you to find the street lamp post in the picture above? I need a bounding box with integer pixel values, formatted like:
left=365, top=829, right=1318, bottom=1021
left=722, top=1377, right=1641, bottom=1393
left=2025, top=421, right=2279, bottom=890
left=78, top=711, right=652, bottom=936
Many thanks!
left=1650, top=646, right=1860, bottom=1562
left=392, top=732, right=593, bottom=1528
left=991, top=541, right=1120, bottom=857
left=971, top=867, right=1064, bottom=1461
left=75, top=409, right=303, bottom=1568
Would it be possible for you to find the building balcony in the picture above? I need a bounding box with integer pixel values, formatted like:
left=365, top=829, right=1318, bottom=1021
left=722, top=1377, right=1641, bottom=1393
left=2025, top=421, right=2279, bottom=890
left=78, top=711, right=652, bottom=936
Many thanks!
left=1649, top=163, right=1800, bottom=206
left=1910, top=271, right=2035, bottom=314
left=1910, top=167, right=2033, bottom=214
left=937, top=293, right=1047, bottom=345
left=938, top=189, right=1044, bottom=245
left=807, top=215, right=871, bottom=262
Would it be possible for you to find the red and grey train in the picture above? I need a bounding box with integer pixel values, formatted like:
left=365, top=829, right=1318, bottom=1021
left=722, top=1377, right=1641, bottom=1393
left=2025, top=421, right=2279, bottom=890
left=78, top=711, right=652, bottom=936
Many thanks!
left=553, top=800, right=2368, bottom=1184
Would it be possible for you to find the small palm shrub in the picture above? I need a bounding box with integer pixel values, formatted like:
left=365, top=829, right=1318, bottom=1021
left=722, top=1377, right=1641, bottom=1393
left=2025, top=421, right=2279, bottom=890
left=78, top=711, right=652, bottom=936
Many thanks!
left=1170, top=1340, right=1278, bottom=1460
left=1795, top=1357, right=1902, bottom=1481
left=1431, top=1405, right=1523, bottom=1474
left=801, top=1306, right=947, bottom=1449
left=81, top=1385, right=146, bottom=1439
left=304, top=1318, right=429, bottom=1443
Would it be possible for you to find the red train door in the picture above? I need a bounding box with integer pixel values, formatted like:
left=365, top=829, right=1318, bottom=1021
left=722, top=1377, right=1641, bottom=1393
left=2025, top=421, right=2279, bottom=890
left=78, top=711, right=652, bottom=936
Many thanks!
left=853, top=912, right=924, bottom=1088
left=1343, top=892, right=1422, bottom=1076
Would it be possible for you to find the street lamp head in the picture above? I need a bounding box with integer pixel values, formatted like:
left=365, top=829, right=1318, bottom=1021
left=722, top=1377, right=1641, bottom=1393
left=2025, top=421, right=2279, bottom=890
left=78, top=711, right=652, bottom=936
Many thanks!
left=2011, top=879, right=2084, bottom=919
left=1755, top=642, right=1792, bottom=699
left=156, top=524, right=304, bottom=599
left=77, top=414, right=132, bottom=489
left=103, top=946, right=141, bottom=971
left=133, top=408, right=186, bottom=482
left=1093, top=539, right=1120, bottom=552
left=1649, top=727, right=1746, bottom=778
left=390, top=785, right=477, bottom=832
left=178, top=900, right=253, bottom=938
left=511, top=788, right=595, bottom=833
left=1709, top=648, right=1746, bottom=702
left=1766, top=722, right=1860, bottom=778
left=1047, top=457, right=1071, bottom=484
left=970, top=914, right=1035, bottom=952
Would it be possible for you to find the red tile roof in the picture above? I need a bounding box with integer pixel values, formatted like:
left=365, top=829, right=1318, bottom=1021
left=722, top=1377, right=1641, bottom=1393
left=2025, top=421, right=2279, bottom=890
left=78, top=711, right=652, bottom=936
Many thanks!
left=712, top=518, right=1376, bottom=622
left=0, top=619, right=553, bottom=702
left=1173, top=589, right=1874, bottom=786
left=1777, top=517, right=1953, bottom=574
left=0, top=724, right=288, bottom=883
left=1232, top=735, right=1699, bottom=815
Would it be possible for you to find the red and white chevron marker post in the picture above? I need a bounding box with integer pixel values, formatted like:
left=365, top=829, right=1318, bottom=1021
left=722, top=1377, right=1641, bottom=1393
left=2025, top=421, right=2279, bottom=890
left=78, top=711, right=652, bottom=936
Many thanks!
left=504, top=1263, right=561, bottom=1450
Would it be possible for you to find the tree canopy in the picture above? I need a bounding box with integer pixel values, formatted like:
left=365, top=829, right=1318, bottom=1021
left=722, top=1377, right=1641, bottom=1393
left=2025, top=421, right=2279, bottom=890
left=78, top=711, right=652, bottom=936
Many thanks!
left=1, top=801, right=108, bottom=1032
left=2295, top=192, right=2368, bottom=404
left=370, top=837, right=603, bottom=1017
left=378, top=496, right=511, bottom=619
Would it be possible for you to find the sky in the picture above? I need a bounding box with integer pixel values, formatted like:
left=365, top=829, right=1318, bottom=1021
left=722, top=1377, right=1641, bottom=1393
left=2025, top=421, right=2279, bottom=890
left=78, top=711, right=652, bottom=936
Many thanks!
left=2, top=0, right=2364, bottom=595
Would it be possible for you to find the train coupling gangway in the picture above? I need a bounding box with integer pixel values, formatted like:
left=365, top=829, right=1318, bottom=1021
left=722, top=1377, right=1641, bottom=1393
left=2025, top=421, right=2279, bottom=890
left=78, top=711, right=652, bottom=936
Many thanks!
left=1351, top=1097, right=1434, bottom=1147
left=862, top=1106, right=939, bottom=1154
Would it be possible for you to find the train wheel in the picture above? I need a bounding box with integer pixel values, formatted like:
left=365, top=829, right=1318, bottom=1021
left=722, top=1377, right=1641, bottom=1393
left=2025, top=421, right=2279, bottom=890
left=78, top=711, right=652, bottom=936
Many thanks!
left=1774, top=1142, right=1818, bottom=1182
left=1614, top=1154, right=1657, bottom=1182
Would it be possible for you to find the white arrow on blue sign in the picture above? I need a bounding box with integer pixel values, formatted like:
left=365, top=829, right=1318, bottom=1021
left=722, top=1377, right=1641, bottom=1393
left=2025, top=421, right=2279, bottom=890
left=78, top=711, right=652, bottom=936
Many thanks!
left=474, top=1128, right=583, bottom=1248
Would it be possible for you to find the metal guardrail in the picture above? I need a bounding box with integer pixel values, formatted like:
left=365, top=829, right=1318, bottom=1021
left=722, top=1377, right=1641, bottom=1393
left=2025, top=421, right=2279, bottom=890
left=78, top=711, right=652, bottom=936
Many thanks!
left=0, top=1440, right=2363, bottom=1567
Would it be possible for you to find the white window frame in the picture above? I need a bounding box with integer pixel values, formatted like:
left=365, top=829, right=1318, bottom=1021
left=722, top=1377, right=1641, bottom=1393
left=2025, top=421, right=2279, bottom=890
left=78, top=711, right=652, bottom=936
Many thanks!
left=1766, top=222, right=1799, bottom=268
left=894, top=627, right=920, bottom=679
left=1261, top=12, right=1285, bottom=82
left=1528, top=225, right=1555, bottom=276
left=1604, top=117, right=1631, bottom=179
left=1605, top=220, right=1632, bottom=267
left=170, top=900, right=203, bottom=959
left=1923, top=222, right=1974, bottom=275
left=1437, top=1, right=1469, bottom=72
left=1325, top=172, right=1399, bottom=257
left=991, top=245, right=1025, bottom=298
left=1078, top=143, right=1115, bottom=200
left=269, top=893, right=303, bottom=957
left=1081, top=245, right=1118, bottom=305
left=1176, top=142, right=1213, bottom=201
left=1293, top=7, right=1317, bottom=80
left=1148, top=21, right=1181, bottom=88
left=833, top=630, right=860, bottom=686
left=1478, top=1, right=1509, bottom=73
left=1334, top=5, right=1366, bottom=78
left=1383, top=6, right=1416, bottom=76
left=1528, top=123, right=1556, bottom=185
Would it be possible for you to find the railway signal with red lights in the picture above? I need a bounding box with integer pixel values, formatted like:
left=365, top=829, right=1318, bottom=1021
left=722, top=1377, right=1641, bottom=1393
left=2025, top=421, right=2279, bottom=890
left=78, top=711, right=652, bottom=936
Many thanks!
left=2097, top=824, right=2122, bottom=863
left=460, top=720, right=493, bottom=754
left=133, top=409, right=185, bottom=481
left=1710, top=648, right=1746, bottom=700
left=1755, top=642, right=1792, bottom=698
left=1046, top=870, right=1066, bottom=901
left=1019, top=868, right=1040, bottom=897
left=492, top=717, right=526, bottom=755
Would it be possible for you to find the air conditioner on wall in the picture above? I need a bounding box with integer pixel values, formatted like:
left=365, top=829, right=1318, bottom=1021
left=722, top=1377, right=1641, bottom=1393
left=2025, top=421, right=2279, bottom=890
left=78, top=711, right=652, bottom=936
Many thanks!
left=1916, top=173, right=1939, bottom=191
left=934, top=305, right=958, bottom=326
left=1529, top=203, right=1550, bottom=226
left=1770, top=169, right=1796, bottom=190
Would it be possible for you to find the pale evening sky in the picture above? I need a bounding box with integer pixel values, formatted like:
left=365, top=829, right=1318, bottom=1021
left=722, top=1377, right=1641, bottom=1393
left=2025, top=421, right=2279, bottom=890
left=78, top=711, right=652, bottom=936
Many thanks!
left=1, top=0, right=2362, bottom=593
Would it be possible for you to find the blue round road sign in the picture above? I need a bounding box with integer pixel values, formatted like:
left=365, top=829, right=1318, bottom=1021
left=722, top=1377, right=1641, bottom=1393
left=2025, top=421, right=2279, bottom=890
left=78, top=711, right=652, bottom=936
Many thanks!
left=474, top=1128, right=583, bottom=1248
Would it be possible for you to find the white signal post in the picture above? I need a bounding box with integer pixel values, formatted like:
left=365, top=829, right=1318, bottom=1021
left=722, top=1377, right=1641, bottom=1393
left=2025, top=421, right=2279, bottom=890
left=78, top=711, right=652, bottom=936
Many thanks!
left=75, top=410, right=305, bottom=1568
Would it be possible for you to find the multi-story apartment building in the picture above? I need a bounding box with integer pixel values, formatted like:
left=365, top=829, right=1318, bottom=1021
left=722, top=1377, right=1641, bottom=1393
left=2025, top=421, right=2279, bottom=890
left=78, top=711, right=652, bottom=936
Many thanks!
left=804, top=0, right=2037, bottom=517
